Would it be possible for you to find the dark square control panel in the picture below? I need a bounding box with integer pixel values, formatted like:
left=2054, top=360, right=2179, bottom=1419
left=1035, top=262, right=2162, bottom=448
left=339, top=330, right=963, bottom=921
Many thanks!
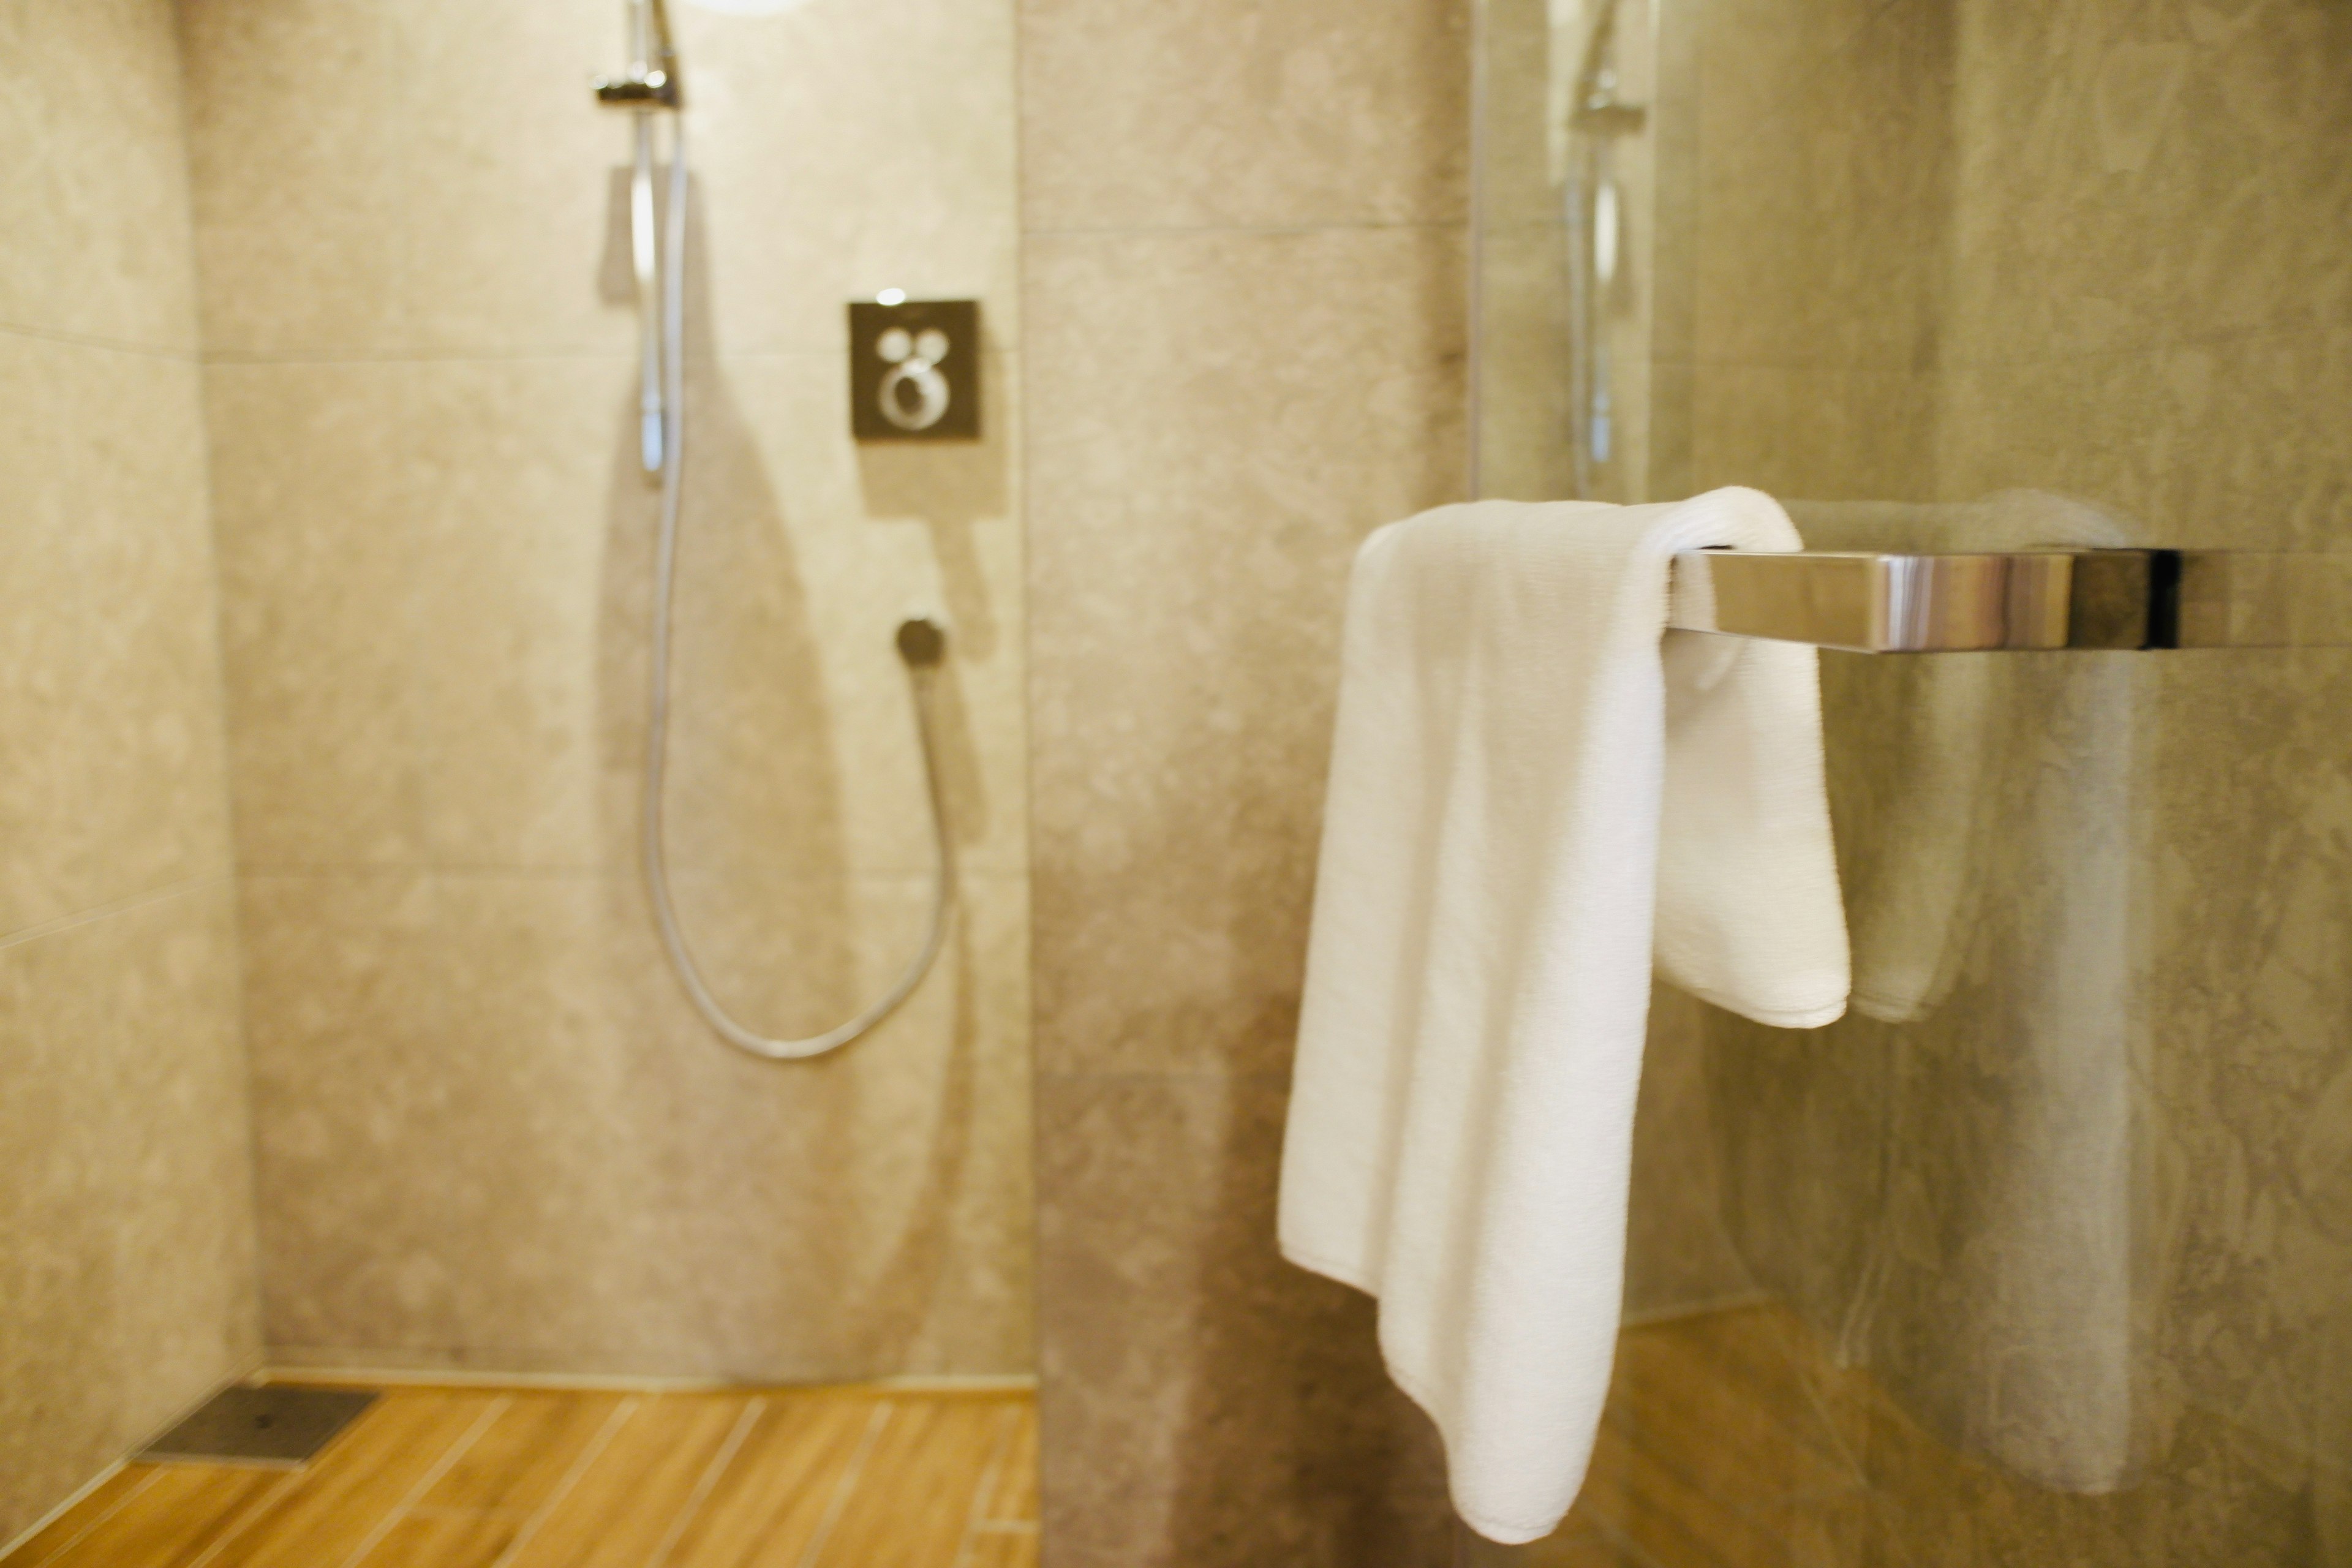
left=848, top=298, right=980, bottom=441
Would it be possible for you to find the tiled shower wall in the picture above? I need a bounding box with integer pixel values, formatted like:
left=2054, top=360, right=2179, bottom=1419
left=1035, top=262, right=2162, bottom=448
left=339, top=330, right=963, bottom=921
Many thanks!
left=182, top=0, right=1031, bottom=1380
left=0, top=1, right=260, bottom=1545
left=1019, top=1, right=1475, bottom=1561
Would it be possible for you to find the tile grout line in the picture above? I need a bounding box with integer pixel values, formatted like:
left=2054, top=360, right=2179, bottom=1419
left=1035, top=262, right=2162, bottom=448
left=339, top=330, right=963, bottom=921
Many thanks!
left=949, top=1403, right=1022, bottom=1568
left=1023, top=218, right=1464, bottom=238
left=793, top=1402, right=894, bottom=1568
left=489, top=1395, right=641, bottom=1568
left=197, top=345, right=1027, bottom=368
left=23, top=1468, right=157, bottom=1568
left=337, top=1396, right=511, bottom=1568
left=232, top=866, right=1030, bottom=886
left=644, top=1397, right=766, bottom=1568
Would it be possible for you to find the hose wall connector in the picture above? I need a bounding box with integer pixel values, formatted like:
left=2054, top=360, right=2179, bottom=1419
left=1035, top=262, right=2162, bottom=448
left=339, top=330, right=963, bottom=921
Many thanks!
left=896, top=617, right=948, bottom=668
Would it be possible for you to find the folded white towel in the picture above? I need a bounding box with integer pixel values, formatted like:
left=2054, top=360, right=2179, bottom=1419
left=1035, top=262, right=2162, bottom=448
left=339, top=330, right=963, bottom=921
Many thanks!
left=1278, top=486, right=1849, bottom=1544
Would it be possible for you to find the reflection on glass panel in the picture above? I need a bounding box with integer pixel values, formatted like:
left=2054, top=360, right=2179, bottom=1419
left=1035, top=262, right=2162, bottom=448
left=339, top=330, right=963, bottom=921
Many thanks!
left=1475, top=0, right=1660, bottom=502
left=1472, top=0, right=2352, bottom=1560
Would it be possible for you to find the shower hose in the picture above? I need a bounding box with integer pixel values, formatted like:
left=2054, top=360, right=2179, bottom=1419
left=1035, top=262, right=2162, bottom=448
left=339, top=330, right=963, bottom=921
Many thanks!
left=638, top=115, right=956, bottom=1059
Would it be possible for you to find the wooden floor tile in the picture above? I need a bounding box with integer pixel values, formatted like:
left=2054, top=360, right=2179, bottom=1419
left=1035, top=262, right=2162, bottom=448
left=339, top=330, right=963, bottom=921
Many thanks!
left=6, top=1385, right=1042, bottom=1568
left=811, top=1398, right=1011, bottom=1568
left=498, top=1395, right=753, bottom=1568
left=34, top=1466, right=281, bottom=1568
left=1572, top=1406, right=1872, bottom=1568
left=416, top=1392, right=628, bottom=1513
left=1608, top=1308, right=1861, bottom=1506
left=959, top=1525, right=1039, bottom=1568
left=979, top=1406, right=1036, bottom=1526
left=1489, top=1526, right=1648, bottom=1568
left=347, top=1507, right=521, bottom=1568
left=662, top=1395, right=881, bottom=1568
left=7, top=1470, right=155, bottom=1566
left=204, top=1391, right=505, bottom=1568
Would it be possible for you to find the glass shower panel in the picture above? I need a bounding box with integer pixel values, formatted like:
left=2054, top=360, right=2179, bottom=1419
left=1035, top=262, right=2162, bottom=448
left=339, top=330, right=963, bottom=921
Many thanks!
left=1471, top=0, right=2352, bottom=1561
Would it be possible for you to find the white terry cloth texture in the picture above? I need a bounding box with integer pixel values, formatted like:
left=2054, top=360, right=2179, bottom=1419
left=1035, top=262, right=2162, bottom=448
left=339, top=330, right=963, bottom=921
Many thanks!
left=1278, top=486, right=1850, bottom=1545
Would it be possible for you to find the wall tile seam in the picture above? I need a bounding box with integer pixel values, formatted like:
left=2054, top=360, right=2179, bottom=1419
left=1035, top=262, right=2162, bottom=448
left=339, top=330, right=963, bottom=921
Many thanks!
left=196, top=346, right=1031, bottom=367
left=230, top=864, right=1035, bottom=883
left=1021, top=219, right=1468, bottom=239
left=198, top=348, right=641, bottom=368
left=1662, top=355, right=1939, bottom=375
left=689, top=347, right=1027, bottom=363
left=1036, top=1068, right=1295, bottom=1086
left=0, top=870, right=233, bottom=954
left=1664, top=314, right=2352, bottom=377
left=1929, top=318, right=2352, bottom=372
left=0, top=318, right=202, bottom=363
left=252, top=1350, right=1042, bottom=1383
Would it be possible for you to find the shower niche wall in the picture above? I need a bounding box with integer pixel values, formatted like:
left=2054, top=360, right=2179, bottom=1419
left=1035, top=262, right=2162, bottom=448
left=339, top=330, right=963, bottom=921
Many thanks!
left=1474, top=0, right=2352, bottom=1562
left=189, top=0, right=1029, bottom=1386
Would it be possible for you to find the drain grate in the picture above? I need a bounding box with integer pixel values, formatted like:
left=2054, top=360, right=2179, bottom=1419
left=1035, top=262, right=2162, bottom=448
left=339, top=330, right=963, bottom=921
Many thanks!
left=138, top=1385, right=378, bottom=1468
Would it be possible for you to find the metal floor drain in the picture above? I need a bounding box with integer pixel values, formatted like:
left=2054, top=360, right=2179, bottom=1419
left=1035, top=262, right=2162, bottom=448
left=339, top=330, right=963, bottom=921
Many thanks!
left=138, top=1386, right=378, bottom=1468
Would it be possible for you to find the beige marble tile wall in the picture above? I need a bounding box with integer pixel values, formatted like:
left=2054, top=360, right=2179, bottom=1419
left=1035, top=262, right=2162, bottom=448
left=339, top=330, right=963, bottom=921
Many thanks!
left=181, top=0, right=1031, bottom=1381
left=1020, top=2, right=1473, bottom=1561
left=0, top=0, right=260, bottom=1546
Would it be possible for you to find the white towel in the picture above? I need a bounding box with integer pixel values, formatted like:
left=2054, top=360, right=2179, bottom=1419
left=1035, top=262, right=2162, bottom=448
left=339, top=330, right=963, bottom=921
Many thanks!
left=1277, top=486, right=1849, bottom=1544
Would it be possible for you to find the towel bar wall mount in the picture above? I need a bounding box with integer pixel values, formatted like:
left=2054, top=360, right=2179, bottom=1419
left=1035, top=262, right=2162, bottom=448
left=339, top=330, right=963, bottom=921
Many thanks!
left=1667, top=549, right=2352, bottom=653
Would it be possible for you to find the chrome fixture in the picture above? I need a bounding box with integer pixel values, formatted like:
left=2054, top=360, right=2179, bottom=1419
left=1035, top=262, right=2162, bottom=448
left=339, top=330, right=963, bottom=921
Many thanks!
left=1668, top=548, right=2352, bottom=652
left=848, top=298, right=983, bottom=441
left=597, top=2, right=955, bottom=1059
left=594, top=0, right=681, bottom=107
left=1561, top=0, right=1645, bottom=498
left=595, top=0, right=685, bottom=475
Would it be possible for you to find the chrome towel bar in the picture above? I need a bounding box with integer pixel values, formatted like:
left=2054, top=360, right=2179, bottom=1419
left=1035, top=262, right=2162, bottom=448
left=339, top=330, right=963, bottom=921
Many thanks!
left=1667, top=549, right=2352, bottom=653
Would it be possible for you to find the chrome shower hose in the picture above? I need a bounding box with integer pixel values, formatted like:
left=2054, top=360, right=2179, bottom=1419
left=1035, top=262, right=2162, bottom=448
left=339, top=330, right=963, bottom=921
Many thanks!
left=639, top=115, right=955, bottom=1059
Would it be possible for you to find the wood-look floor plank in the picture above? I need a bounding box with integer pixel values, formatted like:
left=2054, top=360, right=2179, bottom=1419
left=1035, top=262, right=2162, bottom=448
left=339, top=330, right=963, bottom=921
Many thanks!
left=664, top=1396, right=880, bottom=1568
left=32, top=1466, right=282, bottom=1568
left=1569, top=1404, right=1870, bottom=1568
left=346, top=1508, right=521, bottom=1568
left=1502, top=1526, right=1648, bottom=1568
left=979, top=1406, right=1036, bottom=1525
left=201, top=1391, right=504, bottom=1568
left=7, top=1387, right=1042, bottom=1568
left=812, top=1398, right=1012, bottom=1568
left=417, top=1393, right=627, bottom=1513
left=7, top=1469, right=155, bottom=1565
left=959, top=1527, right=1039, bottom=1568
left=498, top=1395, right=753, bottom=1568
left=1607, top=1308, right=1859, bottom=1506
